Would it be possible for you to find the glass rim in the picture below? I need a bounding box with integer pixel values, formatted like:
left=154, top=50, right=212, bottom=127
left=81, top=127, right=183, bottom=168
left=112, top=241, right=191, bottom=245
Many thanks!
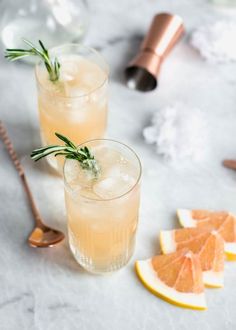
left=35, top=43, right=109, bottom=99
left=63, top=138, right=142, bottom=202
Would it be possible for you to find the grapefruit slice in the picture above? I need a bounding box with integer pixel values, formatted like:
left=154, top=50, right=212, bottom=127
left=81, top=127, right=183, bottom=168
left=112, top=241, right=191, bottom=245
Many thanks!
left=177, top=209, right=236, bottom=260
left=136, top=249, right=207, bottom=310
left=160, top=228, right=225, bottom=288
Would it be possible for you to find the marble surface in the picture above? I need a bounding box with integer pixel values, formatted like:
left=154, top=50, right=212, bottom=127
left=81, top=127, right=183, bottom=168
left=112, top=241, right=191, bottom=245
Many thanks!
left=1, top=0, right=236, bottom=329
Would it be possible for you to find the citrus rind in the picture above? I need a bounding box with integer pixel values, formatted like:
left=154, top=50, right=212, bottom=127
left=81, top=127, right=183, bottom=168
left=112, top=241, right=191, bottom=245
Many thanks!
left=136, top=259, right=207, bottom=310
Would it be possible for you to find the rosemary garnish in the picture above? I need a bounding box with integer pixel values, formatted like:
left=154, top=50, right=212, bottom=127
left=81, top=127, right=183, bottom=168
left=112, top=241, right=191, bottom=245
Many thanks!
left=31, top=133, right=100, bottom=177
left=5, top=39, right=60, bottom=82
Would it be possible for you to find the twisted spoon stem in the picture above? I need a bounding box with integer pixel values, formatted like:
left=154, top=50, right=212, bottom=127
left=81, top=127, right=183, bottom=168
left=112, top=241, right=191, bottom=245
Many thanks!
left=0, top=121, right=44, bottom=227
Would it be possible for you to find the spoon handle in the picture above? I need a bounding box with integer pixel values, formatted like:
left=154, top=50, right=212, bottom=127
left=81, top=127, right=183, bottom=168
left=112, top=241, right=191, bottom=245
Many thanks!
left=223, top=159, right=236, bottom=171
left=0, top=121, right=44, bottom=227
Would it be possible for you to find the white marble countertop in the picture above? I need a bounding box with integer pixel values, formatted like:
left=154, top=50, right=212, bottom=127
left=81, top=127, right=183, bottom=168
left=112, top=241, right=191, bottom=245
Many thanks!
left=1, top=0, right=236, bottom=329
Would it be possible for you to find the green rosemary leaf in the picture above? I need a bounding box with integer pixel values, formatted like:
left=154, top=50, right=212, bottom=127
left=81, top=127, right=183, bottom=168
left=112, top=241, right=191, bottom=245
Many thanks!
left=76, top=149, right=87, bottom=157
left=5, top=39, right=60, bottom=82
left=5, top=50, right=34, bottom=61
left=38, top=40, right=48, bottom=54
left=44, top=62, right=52, bottom=73
left=55, top=133, right=77, bottom=149
left=65, top=154, right=77, bottom=159
left=22, top=38, right=38, bottom=49
left=54, top=152, right=70, bottom=157
left=31, top=146, right=66, bottom=160
left=31, top=133, right=100, bottom=177
left=31, top=145, right=64, bottom=153
left=6, top=48, right=27, bottom=52
left=84, top=146, right=90, bottom=154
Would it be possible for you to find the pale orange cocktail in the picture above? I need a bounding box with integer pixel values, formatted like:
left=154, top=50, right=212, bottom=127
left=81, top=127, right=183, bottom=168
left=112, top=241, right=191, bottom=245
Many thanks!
left=63, top=139, right=142, bottom=273
left=35, top=44, right=108, bottom=172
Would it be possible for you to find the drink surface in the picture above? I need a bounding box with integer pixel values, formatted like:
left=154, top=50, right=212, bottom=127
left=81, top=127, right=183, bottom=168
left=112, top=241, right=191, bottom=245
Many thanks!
left=64, top=142, right=141, bottom=273
left=37, top=55, right=107, bottom=97
left=64, top=143, right=139, bottom=199
left=36, top=54, right=108, bottom=171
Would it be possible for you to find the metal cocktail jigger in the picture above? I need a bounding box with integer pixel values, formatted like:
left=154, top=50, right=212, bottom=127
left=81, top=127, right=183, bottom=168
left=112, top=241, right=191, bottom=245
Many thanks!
left=125, top=13, right=184, bottom=92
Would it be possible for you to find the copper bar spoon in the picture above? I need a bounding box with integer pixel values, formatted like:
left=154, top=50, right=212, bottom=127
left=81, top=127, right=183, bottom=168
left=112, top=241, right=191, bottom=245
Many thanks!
left=223, top=159, right=236, bottom=171
left=0, top=120, right=65, bottom=247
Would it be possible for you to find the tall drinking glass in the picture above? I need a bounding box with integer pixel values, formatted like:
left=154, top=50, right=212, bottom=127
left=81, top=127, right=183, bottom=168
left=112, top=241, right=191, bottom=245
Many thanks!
left=63, top=139, right=142, bottom=273
left=35, top=44, right=109, bottom=172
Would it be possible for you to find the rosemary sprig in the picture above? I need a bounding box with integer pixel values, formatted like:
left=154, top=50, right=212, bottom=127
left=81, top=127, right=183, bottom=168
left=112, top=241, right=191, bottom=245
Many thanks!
left=31, top=133, right=100, bottom=177
left=5, top=39, right=60, bottom=82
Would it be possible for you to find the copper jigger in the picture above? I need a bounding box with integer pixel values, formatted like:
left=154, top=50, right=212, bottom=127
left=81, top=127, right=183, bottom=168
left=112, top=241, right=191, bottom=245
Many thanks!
left=125, top=13, right=184, bottom=92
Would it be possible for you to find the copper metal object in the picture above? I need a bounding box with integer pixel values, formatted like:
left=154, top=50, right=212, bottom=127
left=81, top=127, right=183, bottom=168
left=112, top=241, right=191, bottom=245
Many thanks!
left=223, top=159, right=236, bottom=171
left=125, top=13, right=184, bottom=91
left=0, top=121, right=65, bottom=247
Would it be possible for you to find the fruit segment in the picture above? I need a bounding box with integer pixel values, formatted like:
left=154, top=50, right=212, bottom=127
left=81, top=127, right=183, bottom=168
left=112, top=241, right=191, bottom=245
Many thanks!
left=160, top=228, right=225, bottom=287
left=136, top=249, right=207, bottom=310
left=177, top=209, right=236, bottom=260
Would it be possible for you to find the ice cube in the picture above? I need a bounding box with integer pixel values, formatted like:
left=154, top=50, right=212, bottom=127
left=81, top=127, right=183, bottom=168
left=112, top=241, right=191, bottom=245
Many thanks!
left=105, top=165, right=122, bottom=178
left=82, top=72, right=99, bottom=88
left=90, top=90, right=107, bottom=108
left=64, top=160, right=80, bottom=186
left=93, top=175, right=136, bottom=199
left=68, top=108, right=87, bottom=122
left=65, top=159, right=95, bottom=190
left=93, top=148, right=122, bottom=168
left=61, top=72, right=74, bottom=82
left=64, top=87, right=89, bottom=121
left=60, top=59, right=79, bottom=82
left=64, top=85, right=89, bottom=98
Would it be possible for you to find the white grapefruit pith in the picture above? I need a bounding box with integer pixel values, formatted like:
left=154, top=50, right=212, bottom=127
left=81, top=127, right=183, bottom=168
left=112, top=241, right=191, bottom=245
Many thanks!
left=160, top=228, right=224, bottom=288
left=136, top=249, right=207, bottom=310
left=177, top=209, right=236, bottom=260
